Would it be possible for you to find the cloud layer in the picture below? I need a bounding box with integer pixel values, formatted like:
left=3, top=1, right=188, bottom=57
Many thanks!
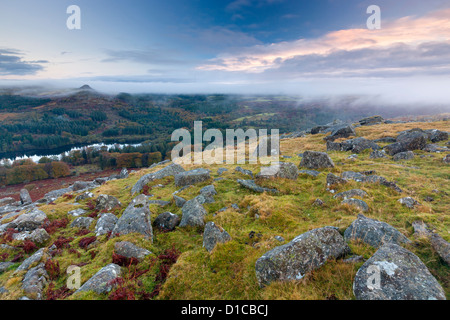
left=0, top=49, right=47, bottom=76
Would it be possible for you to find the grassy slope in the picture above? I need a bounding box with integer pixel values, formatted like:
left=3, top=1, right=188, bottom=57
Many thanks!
left=0, top=120, right=448, bottom=300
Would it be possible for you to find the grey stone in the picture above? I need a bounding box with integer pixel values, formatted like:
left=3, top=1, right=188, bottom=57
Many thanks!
left=95, top=213, right=118, bottom=236
left=153, top=212, right=180, bottom=231
left=75, top=192, right=94, bottom=202
left=131, top=163, right=185, bottom=195
left=0, top=262, right=13, bottom=273
left=300, top=151, right=334, bottom=169
left=119, top=167, right=129, bottom=179
left=255, top=226, right=350, bottom=287
left=327, top=138, right=379, bottom=153
left=425, top=129, right=449, bottom=143
left=393, top=151, right=415, bottom=161
left=114, top=241, right=151, bottom=260
left=20, top=189, right=32, bottom=205
left=179, top=197, right=208, bottom=228
left=70, top=217, right=94, bottom=229
left=76, top=263, right=122, bottom=294
left=112, top=194, right=153, bottom=240
left=370, top=150, right=387, bottom=159
left=68, top=208, right=87, bottom=217
left=374, top=137, right=396, bottom=143
left=173, top=195, right=187, bottom=207
left=334, top=189, right=368, bottom=200
left=22, top=263, right=48, bottom=300
left=217, top=168, right=228, bottom=175
left=341, top=198, right=369, bottom=212
left=199, top=185, right=217, bottom=203
left=274, top=236, right=285, bottom=242
left=237, top=179, right=278, bottom=194
left=29, top=228, right=50, bottom=244
left=326, top=173, right=347, bottom=186
left=234, top=166, right=254, bottom=178
left=174, top=168, right=211, bottom=187
left=256, top=162, right=299, bottom=180
left=203, top=222, right=232, bottom=252
left=72, top=181, right=95, bottom=192
left=359, top=116, right=384, bottom=126
left=15, top=248, right=45, bottom=273
left=298, top=170, right=320, bottom=177
left=353, top=243, right=446, bottom=300
left=343, top=255, right=364, bottom=264
left=95, top=195, right=121, bottom=211
left=443, top=154, right=450, bottom=164
left=398, top=197, right=420, bottom=209
left=8, top=208, right=47, bottom=232
left=344, top=214, right=410, bottom=248
left=324, top=125, right=356, bottom=141
left=384, top=131, right=427, bottom=155
left=0, top=197, right=16, bottom=207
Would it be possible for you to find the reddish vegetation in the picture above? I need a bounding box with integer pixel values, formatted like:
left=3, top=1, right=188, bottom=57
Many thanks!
left=52, top=236, right=74, bottom=249
left=78, top=236, right=97, bottom=249
left=0, top=252, right=9, bottom=262
left=148, top=246, right=181, bottom=299
left=44, top=259, right=61, bottom=280
left=21, top=240, right=38, bottom=254
left=43, top=218, right=69, bottom=235
left=2, top=228, right=18, bottom=242
left=112, top=252, right=139, bottom=267
left=46, top=283, right=73, bottom=300
left=10, top=253, right=24, bottom=263
left=74, top=229, right=90, bottom=237
left=0, top=168, right=121, bottom=202
left=142, top=184, right=151, bottom=195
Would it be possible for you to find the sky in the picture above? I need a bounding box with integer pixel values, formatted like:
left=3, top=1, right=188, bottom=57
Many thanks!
left=1, top=0, right=450, bottom=103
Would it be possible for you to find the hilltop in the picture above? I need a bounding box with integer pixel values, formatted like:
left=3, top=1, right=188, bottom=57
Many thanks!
left=0, top=117, right=448, bottom=300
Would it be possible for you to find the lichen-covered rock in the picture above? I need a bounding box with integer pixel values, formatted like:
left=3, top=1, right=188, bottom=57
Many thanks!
left=22, top=263, right=48, bottom=300
left=28, top=228, right=50, bottom=244
left=174, top=168, right=211, bottom=187
left=237, top=179, right=278, bottom=194
left=359, top=116, right=384, bottom=126
left=341, top=198, right=369, bottom=212
left=327, top=138, right=379, bottom=153
left=0, top=262, right=13, bottom=273
left=298, top=170, right=320, bottom=177
left=425, top=129, right=449, bottom=143
left=75, top=263, right=122, bottom=294
left=393, top=151, right=414, bottom=161
left=334, top=189, right=368, bottom=200
left=131, top=163, right=185, bottom=195
left=256, top=162, right=299, bottom=180
left=0, top=197, right=15, bottom=207
left=353, top=243, right=446, bottom=300
left=324, top=125, right=356, bottom=142
left=300, top=151, right=334, bottom=169
left=326, top=173, right=347, bottom=186
left=15, top=248, right=45, bottom=273
left=153, top=211, right=180, bottom=231
left=70, top=217, right=94, bottom=229
left=199, top=185, right=217, bottom=203
left=112, top=194, right=153, bottom=241
left=75, top=192, right=94, bottom=202
left=95, top=195, right=121, bottom=211
left=114, top=241, right=151, bottom=260
left=95, top=213, right=118, bottom=236
left=234, top=166, right=254, bottom=178
left=203, top=222, right=231, bottom=252
left=344, top=214, right=410, bottom=248
left=8, top=208, right=47, bottom=231
left=370, top=150, right=387, bottom=159
left=173, top=195, right=187, bottom=207
left=443, top=154, right=450, bottom=164
left=384, top=132, right=427, bottom=155
left=72, top=181, right=96, bottom=192
left=68, top=208, right=87, bottom=217
left=20, top=189, right=32, bottom=205
left=255, top=226, right=350, bottom=287
left=179, top=197, right=207, bottom=228
left=398, top=197, right=420, bottom=209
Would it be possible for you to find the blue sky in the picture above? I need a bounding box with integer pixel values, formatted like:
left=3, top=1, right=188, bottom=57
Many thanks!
left=1, top=0, right=450, bottom=103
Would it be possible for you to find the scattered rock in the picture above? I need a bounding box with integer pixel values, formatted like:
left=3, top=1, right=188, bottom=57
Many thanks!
left=75, top=263, right=122, bottom=294
left=112, top=194, right=153, bottom=241
left=0, top=197, right=16, bottom=207
left=131, top=163, right=185, bottom=195
left=373, top=137, right=396, bottom=143
left=199, top=185, right=217, bottom=203
left=255, top=226, right=350, bottom=287
left=20, top=189, right=32, bottom=205
left=353, top=243, right=446, bottom=300
left=15, top=248, right=45, bottom=273
left=274, top=236, right=285, bottom=242
left=75, top=192, right=94, bottom=202
left=153, top=212, right=180, bottom=231
left=179, top=197, right=208, bottom=228
left=425, top=129, right=448, bottom=143
left=28, top=228, right=50, bottom=244
left=334, top=189, right=368, bottom=200
left=95, top=195, right=121, bottom=211
left=393, top=151, right=414, bottom=161
left=174, top=168, right=211, bottom=187
left=234, top=166, right=254, bottom=178
left=68, top=208, right=87, bottom=217
left=313, top=199, right=324, bottom=206
left=70, top=217, right=94, bottom=229
left=95, top=213, right=118, bottom=236
left=327, top=138, right=379, bottom=153
left=298, top=170, right=320, bottom=177
left=344, top=214, right=410, bottom=248
left=429, top=233, right=450, bottom=266
left=203, top=222, right=232, bottom=252
left=173, top=195, right=187, bottom=208
left=341, top=198, right=369, bottom=212
left=343, top=255, right=364, bottom=264
left=370, top=150, right=387, bottom=159
left=443, top=154, right=450, bottom=164
left=326, top=173, right=347, bottom=186
left=300, top=151, right=334, bottom=169
left=114, top=241, right=151, bottom=260
left=8, top=208, right=47, bottom=231
left=72, top=181, right=95, bottom=192
left=324, top=125, right=356, bottom=142
left=217, top=168, right=228, bottom=175
left=22, top=263, right=48, bottom=300
left=0, top=262, right=13, bottom=273
left=398, top=197, right=420, bottom=209
left=237, top=179, right=278, bottom=194
left=384, top=130, right=427, bottom=155
left=359, top=116, right=384, bottom=126
left=257, top=162, right=299, bottom=180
